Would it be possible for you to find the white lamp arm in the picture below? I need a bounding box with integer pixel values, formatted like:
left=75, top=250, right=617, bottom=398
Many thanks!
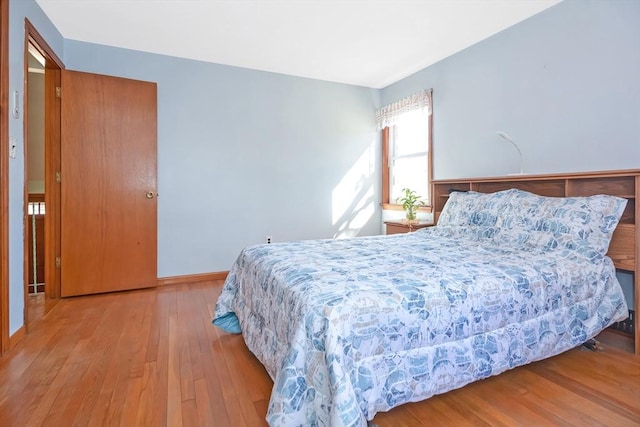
left=497, top=131, right=524, bottom=175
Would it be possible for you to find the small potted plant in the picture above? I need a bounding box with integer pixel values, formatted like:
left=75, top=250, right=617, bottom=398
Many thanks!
left=397, top=188, right=425, bottom=223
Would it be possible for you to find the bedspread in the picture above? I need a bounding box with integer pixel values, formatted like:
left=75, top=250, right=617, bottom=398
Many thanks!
left=213, top=226, right=628, bottom=426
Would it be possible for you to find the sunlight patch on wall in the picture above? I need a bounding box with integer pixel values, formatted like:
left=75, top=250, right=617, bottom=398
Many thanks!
left=332, top=141, right=376, bottom=239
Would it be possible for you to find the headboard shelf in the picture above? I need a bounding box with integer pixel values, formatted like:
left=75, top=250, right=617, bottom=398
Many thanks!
left=432, top=169, right=640, bottom=355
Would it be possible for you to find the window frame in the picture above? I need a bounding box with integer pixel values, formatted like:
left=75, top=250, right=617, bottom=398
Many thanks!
left=381, top=110, right=433, bottom=212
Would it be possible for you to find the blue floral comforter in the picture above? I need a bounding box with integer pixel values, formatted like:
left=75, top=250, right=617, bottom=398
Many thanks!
left=213, top=190, right=629, bottom=426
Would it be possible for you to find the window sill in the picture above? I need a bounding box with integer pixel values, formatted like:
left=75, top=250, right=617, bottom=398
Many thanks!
left=381, top=203, right=433, bottom=213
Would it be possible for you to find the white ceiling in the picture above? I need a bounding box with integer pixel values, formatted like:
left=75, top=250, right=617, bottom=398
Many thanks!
left=35, top=0, right=562, bottom=89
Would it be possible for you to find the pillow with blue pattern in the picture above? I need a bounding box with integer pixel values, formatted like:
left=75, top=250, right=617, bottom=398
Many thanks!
left=496, top=190, right=627, bottom=257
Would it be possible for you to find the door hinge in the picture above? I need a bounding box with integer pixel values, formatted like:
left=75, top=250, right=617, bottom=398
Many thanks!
left=55, top=257, right=61, bottom=269
left=55, top=86, right=61, bottom=98
left=55, top=171, right=61, bottom=183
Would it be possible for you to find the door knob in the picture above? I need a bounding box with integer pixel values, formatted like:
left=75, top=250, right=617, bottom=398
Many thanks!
left=146, top=191, right=155, bottom=199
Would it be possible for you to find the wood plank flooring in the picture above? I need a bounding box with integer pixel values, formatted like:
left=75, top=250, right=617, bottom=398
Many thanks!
left=1, top=281, right=638, bottom=426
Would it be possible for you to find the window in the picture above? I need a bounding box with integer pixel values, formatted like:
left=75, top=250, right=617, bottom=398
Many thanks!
left=387, top=109, right=430, bottom=204
left=377, top=90, right=432, bottom=210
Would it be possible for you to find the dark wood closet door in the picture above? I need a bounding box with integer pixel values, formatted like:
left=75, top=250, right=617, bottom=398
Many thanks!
left=60, top=70, right=157, bottom=297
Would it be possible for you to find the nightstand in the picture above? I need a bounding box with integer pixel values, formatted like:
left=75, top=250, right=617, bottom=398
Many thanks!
left=384, top=220, right=434, bottom=235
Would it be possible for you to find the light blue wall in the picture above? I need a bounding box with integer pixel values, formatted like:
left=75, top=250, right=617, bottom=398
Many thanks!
left=63, top=42, right=381, bottom=277
left=7, top=0, right=63, bottom=334
left=382, top=0, right=640, bottom=179
left=381, top=0, right=639, bottom=308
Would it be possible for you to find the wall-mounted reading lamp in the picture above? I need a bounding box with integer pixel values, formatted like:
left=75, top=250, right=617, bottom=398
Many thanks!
left=497, top=131, right=524, bottom=175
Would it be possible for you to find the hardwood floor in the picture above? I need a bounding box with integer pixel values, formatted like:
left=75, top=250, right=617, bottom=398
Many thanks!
left=1, top=281, right=638, bottom=426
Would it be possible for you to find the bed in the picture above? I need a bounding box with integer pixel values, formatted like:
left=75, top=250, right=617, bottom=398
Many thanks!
left=213, top=170, right=638, bottom=427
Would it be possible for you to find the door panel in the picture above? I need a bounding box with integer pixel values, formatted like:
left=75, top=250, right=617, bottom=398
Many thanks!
left=61, top=70, right=157, bottom=297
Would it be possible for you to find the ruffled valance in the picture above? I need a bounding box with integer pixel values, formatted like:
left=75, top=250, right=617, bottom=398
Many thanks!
left=375, top=89, right=432, bottom=130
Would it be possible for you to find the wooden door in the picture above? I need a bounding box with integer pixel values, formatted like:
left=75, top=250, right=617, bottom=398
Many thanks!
left=60, top=70, right=157, bottom=297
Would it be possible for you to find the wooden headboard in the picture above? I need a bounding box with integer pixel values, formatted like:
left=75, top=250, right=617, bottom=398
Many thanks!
left=432, top=169, right=640, bottom=355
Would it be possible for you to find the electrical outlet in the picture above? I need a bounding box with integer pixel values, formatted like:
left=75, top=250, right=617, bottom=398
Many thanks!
left=265, top=236, right=272, bottom=244
left=9, top=137, right=16, bottom=159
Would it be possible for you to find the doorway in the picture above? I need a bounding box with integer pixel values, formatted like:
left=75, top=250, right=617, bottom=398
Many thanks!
left=23, top=20, right=63, bottom=330
left=25, top=44, right=45, bottom=320
left=21, top=20, right=157, bottom=333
